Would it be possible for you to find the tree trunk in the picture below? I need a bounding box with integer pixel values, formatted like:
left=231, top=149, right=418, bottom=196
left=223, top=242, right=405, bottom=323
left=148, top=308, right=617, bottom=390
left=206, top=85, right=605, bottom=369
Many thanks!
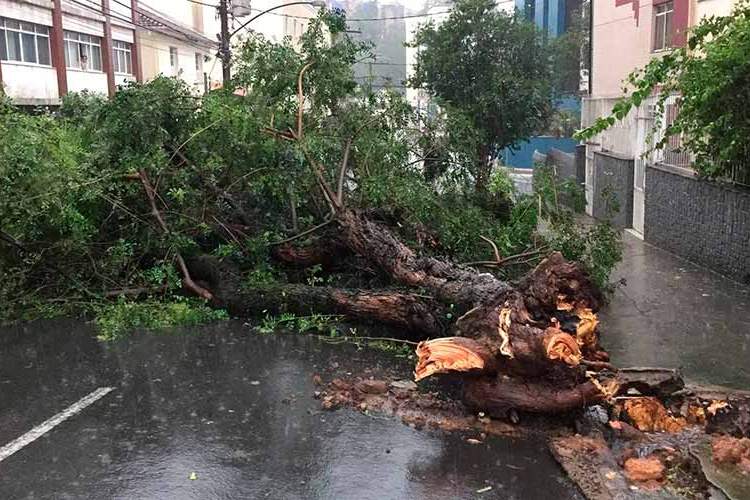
left=221, top=283, right=446, bottom=337
left=328, top=208, right=612, bottom=415
left=474, top=143, right=492, bottom=192
left=220, top=207, right=673, bottom=416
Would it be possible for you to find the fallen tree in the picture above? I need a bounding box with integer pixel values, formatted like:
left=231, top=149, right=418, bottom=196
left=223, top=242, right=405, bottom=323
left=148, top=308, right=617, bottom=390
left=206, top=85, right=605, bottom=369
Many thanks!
left=197, top=70, right=621, bottom=414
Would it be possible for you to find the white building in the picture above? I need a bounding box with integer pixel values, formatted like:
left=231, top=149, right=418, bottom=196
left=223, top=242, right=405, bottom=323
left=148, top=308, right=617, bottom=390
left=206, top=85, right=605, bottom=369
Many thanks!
left=136, top=0, right=221, bottom=92
left=1, top=0, right=138, bottom=105
left=232, top=0, right=322, bottom=47
left=0, top=0, right=220, bottom=104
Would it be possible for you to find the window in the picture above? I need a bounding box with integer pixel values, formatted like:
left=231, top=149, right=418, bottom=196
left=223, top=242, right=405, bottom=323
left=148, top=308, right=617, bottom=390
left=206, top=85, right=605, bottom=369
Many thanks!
left=112, top=40, right=132, bottom=74
left=64, top=30, right=102, bottom=71
left=169, top=47, right=178, bottom=74
left=653, top=2, right=674, bottom=52
left=195, top=52, right=203, bottom=73
left=0, top=17, right=51, bottom=65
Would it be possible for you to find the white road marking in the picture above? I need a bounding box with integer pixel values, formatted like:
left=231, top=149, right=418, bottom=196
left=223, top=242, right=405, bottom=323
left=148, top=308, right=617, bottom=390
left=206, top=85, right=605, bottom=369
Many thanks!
left=0, top=386, right=115, bottom=462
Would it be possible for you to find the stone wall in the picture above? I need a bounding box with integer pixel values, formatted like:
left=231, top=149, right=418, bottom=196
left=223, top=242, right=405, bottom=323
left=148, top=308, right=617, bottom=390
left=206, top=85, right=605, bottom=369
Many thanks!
left=645, top=164, right=750, bottom=283
left=546, top=148, right=576, bottom=180
left=591, top=151, right=634, bottom=229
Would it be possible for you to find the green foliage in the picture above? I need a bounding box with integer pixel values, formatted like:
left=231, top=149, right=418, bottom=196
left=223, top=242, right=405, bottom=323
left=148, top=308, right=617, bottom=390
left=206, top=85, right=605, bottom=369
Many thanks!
left=533, top=164, right=622, bottom=288
left=548, top=219, right=622, bottom=290
left=488, top=167, right=516, bottom=198
left=95, top=299, right=229, bottom=340
left=410, top=0, right=553, bottom=189
left=0, top=7, right=621, bottom=331
left=533, top=163, right=586, bottom=218
left=576, top=1, right=750, bottom=181
left=257, top=312, right=341, bottom=336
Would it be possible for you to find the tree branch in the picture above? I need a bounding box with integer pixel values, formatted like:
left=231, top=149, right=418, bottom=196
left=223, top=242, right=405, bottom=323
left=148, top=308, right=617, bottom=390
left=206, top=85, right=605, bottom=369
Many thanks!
left=336, top=138, right=353, bottom=206
left=138, top=169, right=214, bottom=301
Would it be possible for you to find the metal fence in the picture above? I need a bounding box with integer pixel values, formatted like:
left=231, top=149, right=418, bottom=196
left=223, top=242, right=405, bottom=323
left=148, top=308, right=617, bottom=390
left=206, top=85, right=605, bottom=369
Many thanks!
left=658, top=96, right=750, bottom=188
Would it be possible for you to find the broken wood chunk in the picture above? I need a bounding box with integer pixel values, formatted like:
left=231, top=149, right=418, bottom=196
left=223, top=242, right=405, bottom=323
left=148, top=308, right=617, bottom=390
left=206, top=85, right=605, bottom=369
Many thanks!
left=544, top=328, right=582, bottom=366
left=624, top=456, right=666, bottom=483
left=623, top=397, right=688, bottom=433
left=414, top=337, right=495, bottom=381
left=712, top=435, right=750, bottom=468
left=355, top=379, right=389, bottom=395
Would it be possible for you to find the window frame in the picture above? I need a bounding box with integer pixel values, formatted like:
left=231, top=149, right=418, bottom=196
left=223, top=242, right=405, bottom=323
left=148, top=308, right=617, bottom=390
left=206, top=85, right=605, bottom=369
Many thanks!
left=169, top=46, right=179, bottom=74
left=653, top=1, right=675, bottom=52
left=194, top=52, right=203, bottom=73
left=112, top=40, right=132, bottom=75
left=64, top=30, right=103, bottom=71
left=0, top=17, right=51, bottom=66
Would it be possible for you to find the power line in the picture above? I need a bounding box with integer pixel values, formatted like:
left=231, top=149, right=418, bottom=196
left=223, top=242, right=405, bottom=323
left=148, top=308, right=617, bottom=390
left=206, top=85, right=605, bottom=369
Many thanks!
left=67, top=0, right=138, bottom=27
left=349, top=9, right=453, bottom=22
left=232, top=7, right=453, bottom=22
left=175, top=0, right=454, bottom=22
left=110, top=0, right=216, bottom=50
left=184, top=0, right=218, bottom=6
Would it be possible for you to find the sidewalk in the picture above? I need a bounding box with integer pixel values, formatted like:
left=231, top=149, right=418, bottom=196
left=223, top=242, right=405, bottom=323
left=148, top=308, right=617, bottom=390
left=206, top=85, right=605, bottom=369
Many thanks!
left=600, top=232, right=750, bottom=389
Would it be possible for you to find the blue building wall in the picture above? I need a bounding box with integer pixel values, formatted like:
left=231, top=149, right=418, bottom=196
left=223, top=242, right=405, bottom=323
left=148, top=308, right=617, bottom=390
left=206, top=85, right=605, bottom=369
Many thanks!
left=514, top=0, right=567, bottom=37
left=502, top=136, right=578, bottom=169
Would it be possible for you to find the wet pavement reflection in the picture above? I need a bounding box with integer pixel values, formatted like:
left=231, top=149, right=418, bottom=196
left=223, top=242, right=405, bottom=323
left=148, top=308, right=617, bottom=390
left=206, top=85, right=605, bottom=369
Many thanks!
left=601, top=232, right=750, bottom=389
left=0, top=320, right=581, bottom=499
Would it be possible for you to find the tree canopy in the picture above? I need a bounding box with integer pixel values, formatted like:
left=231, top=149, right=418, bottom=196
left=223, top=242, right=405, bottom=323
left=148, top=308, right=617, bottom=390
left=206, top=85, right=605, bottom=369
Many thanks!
left=409, top=0, right=553, bottom=190
left=0, top=9, right=619, bottom=335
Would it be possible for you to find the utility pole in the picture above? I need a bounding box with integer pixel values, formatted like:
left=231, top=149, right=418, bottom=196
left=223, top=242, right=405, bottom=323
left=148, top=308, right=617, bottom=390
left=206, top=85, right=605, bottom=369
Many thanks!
left=219, top=0, right=231, bottom=84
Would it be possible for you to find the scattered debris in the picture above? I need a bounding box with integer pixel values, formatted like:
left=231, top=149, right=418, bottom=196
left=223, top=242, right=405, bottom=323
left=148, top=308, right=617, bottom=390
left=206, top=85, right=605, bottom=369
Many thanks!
left=189, top=472, right=198, bottom=480
left=692, top=440, right=750, bottom=500
left=355, top=379, right=388, bottom=395
left=476, top=485, right=493, bottom=493
left=318, top=375, right=523, bottom=437
left=389, top=380, right=417, bottom=391
left=712, top=435, right=750, bottom=473
left=549, top=435, right=630, bottom=500
left=622, top=397, right=687, bottom=433
left=623, top=456, right=665, bottom=483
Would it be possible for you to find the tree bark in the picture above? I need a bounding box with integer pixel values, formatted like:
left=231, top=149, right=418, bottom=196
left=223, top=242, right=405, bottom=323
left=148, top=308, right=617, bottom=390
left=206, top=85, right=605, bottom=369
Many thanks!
left=328, top=208, right=615, bottom=415
left=221, top=283, right=445, bottom=337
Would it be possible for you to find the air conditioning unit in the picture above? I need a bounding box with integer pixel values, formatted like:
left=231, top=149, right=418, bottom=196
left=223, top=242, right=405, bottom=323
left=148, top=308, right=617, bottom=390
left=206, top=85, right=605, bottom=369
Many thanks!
left=232, top=0, right=252, bottom=17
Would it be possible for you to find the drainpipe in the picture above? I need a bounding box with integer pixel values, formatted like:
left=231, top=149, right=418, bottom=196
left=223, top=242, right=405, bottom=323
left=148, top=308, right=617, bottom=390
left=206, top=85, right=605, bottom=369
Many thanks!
left=130, top=0, right=143, bottom=82
left=102, top=0, right=116, bottom=97
left=51, top=0, right=68, bottom=98
left=588, top=0, right=593, bottom=96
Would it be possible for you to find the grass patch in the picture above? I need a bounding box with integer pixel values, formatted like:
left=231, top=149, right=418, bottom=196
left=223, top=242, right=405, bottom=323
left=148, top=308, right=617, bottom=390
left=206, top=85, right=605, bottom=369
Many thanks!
left=95, top=298, right=228, bottom=340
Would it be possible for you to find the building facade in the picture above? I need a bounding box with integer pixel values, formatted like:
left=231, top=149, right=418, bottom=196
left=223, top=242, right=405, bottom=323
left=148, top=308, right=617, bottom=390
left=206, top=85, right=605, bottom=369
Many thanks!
left=515, top=0, right=581, bottom=38
left=1, top=0, right=137, bottom=104
left=135, top=0, right=220, bottom=93
left=0, top=0, right=221, bottom=104
left=582, top=0, right=739, bottom=235
left=232, top=0, right=321, bottom=46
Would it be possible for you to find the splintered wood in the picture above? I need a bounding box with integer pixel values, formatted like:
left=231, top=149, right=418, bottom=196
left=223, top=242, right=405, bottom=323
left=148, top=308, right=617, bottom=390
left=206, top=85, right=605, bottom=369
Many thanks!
left=414, top=337, right=494, bottom=381
left=622, top=397, right=687, bottom=433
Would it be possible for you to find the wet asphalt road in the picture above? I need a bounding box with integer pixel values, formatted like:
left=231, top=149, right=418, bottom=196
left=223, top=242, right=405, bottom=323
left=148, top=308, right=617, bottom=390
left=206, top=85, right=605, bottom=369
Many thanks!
left=0, top=320, right=581, bottom=500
